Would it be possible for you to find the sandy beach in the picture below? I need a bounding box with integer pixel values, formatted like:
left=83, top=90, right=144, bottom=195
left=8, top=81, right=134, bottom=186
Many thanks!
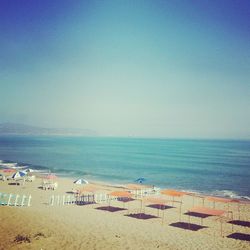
left=0, top=176, right=250, bottom=250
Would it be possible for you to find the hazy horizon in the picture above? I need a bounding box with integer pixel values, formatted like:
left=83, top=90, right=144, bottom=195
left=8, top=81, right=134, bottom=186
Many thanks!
left=0, top=0, right=249, bottom=139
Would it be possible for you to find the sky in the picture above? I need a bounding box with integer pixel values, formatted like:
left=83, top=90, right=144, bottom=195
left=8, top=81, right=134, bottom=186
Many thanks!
left=0, top=0, right=249, bottom=138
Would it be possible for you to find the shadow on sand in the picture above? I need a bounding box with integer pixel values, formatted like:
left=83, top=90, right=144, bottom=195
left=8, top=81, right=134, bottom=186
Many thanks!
left=227, top=233, right=250, bottom=242
left=169, top=222, right=208, bottom=231
left=227, top=220, right=250, bottom=228
left=184, top=212, right=212, bottom=219
left=147, top=204, right=174, bottom=210
left=125, top=213, right=158, bottom=220
left=95, top=206, right=127, bottom=212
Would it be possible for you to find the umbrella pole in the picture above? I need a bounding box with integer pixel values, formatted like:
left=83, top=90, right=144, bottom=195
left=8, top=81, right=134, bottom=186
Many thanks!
left=220, top=217, right=223, bottom=237
left=238, top=203, right=240, bottom=220
left=108, top=195, right=111, bottom=208
left=179, top=202, right=182, bottom=222
left=140, top=199, right=143, bottom=218
left=162, top=208, right=164, bottom=225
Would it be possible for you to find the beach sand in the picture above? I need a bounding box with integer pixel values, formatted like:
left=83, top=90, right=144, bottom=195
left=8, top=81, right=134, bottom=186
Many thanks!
left=0, top=176, right=250, bottom=250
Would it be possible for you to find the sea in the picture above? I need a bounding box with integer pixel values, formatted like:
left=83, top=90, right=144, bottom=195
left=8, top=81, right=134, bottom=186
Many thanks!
left=0, top=136, right=250, bottom=199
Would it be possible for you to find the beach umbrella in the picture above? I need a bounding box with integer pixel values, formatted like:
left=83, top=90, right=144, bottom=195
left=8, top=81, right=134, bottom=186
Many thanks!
left=135, top=177, right=146, bottom=184
left=79, top=185, right=99, bottom=194
left=12, top=171, right=26, bottom=179
left=108, top=191, right=133, bottom=211
left=161, top=189, right=187, bottom=220
left=74, top=178, right=89, bottom=185
left=141, top=196, right=169, bottom=223
left=77, top=185, right=100, bottom=205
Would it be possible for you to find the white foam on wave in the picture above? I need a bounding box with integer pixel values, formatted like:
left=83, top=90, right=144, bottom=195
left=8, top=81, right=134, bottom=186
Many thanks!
left=13, top=165, right=27, bottom=169
left=0, top=162, right=17, bottom=168
left=32, top=169, right=47, bottom=173
left=0, top=159, right=49, bottom=174
left=177, top=188, right=250, bottom=201
left=211, top=190, right=250, bottom=200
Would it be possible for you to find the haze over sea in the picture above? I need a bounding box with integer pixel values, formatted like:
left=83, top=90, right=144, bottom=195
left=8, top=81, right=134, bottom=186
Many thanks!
left=0, top=136, right=249, bottom=199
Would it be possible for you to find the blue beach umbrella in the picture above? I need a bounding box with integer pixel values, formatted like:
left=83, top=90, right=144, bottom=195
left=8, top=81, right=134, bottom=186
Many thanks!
left=12, top=171, right=26, bottom=179
left=135, top=177, right=146, bottom=184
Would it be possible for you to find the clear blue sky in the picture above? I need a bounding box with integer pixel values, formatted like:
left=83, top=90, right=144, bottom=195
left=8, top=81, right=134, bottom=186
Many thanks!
left=0, top=0, right=249, bottom=138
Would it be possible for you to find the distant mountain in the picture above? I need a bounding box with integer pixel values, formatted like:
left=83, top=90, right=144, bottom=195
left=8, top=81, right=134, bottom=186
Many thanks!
left=0, top=123, right=98, bottom=136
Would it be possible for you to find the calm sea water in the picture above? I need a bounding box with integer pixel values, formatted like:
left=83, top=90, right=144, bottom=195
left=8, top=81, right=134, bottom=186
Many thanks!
left=0, top=136, right=250, bottom=199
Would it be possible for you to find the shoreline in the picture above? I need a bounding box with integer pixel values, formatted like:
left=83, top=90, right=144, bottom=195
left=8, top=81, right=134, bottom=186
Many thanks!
left=1, top=159, right=250, bottom=201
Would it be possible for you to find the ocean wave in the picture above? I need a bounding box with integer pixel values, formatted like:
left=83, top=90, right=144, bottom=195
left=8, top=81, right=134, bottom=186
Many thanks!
left=0, top=159, right=48, bottom=172
left=210, top=190, right=250, bottom=200
left=171, top=188, right=250, bottom=201
left=0, top=159, right=91, bottom=177
left=0, top=161, right=17, bottom=168
left=1, top=158, right=250, bottom=200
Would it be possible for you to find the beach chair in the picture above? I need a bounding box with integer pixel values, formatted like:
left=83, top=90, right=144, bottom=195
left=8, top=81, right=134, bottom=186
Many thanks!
left=20, top=195, right=32, bottom=206
left=14, top=194, right=20, bottom=206
left=6, top=194, right=20, bottom=206
left=52, top=182, right=58, bottom=190
left=25, top=175, right=35, bottom=182
left=45, top=182, right=58, bottom=190
left=6, top=175, right=13, bottom=181
left=42, top=183, right=49, bottom=190
left=42, top=180, right=53, bottom=190
left=7, top=193, right=13, bottom=206
left=0, top=193, right=8, bottom=205
left=94, top=193, right=108, bottom=203
left=27, top=195, right=32, bottom=206
left=0, top=174, right=6, bottom=181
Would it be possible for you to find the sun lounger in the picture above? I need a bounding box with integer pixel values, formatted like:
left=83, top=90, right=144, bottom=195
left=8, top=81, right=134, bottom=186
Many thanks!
left=6, top=194, right=20, bottom=206
left=94, top=193, right=108, bottom=203
left=126, top=184, right=158, bottom=198
left=25, top=175, right=36, bottom=182
left=0, top=193, right=31, bottom=206
left=0, top=193, right=8, bottom=205
left=14, top=194, right=20, bottom=206
left=20, top=195, right=32, bottom=206
left=42, top=182, right=58, bottom=190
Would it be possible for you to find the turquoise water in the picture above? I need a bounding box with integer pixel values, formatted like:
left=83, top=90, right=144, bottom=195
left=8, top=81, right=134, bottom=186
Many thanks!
left=0, top=136, right=249, bottom=199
